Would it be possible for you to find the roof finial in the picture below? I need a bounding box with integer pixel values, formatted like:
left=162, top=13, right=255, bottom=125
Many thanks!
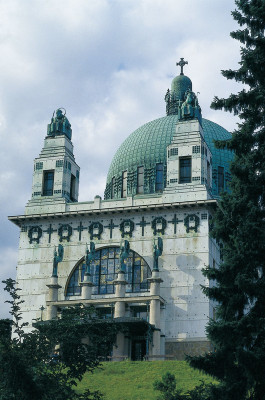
left=176, top=57, right=188, bottom=75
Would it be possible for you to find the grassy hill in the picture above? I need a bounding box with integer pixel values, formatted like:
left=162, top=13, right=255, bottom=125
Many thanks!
left=77, top=361, right=216, bottom=400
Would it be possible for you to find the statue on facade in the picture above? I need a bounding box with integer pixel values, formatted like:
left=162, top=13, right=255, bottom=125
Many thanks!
left=153, top=237, right=163, bottom=271
left=179, top=89, right=202, bottom=123
left=47, top=108, right=72, bottom=140
left=84, top=242, right=96, bottom=275
left=52, top=244, right=64, bottom=277
left=119, top=240, right=130, bottom=273
left=181, top=89, right=196, bottom=118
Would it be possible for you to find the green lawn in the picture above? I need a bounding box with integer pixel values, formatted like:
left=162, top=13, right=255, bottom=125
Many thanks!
left=77, top=361, right=216, bottom=400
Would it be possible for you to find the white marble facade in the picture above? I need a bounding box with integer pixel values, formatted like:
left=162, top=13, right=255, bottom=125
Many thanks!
left=9, top=118, right=220, bottom=360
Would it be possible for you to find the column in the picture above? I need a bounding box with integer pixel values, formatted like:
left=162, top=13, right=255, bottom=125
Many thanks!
left=147, top=270, right=163, bottom=359
left=46, top=275, right=61, bottom=320
left=80, top=273, right=94, bottom=300
left=112, top=271, right=128, bottom=360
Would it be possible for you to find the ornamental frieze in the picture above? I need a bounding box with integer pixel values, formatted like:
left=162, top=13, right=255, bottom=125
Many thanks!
left=58, top=224, right=73, bottom=242
left=28, top=226, right=42, bottom=244
left=151, top=217, right=167, bottom=236
left=184, top=214, right=200, bottom=233
left=89, top=222, right=103, bottom=240
left=120, top=219, right=135, bottom=238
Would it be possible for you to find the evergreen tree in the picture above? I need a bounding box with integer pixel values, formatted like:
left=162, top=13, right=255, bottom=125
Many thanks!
left=188, top=1, right=265, bottom=399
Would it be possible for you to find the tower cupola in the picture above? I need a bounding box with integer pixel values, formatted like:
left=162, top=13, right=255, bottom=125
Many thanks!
left=28, top=109, right=80, bottom=208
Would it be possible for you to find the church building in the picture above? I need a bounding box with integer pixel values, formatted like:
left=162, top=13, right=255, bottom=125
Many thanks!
left=9, top=59, right=233, bottom=360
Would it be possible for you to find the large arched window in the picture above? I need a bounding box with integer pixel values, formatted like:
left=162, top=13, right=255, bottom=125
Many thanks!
left=66, top=247, right=151, bottom=297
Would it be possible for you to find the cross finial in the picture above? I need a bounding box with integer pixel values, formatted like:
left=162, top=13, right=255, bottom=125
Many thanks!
left=176, top=57, right=188, bottom=75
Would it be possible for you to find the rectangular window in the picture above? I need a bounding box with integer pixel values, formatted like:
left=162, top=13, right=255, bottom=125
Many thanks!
left=170, top=147, right=178, bottom=156
left=56, top=160, right=64, bottom=168
left=111, top=177, right=116, bottom=198
left=179, top=157, right=191, bottom=183
left=70, top=174, right=76, bottom=201
left=35, top=162, right=43, bottom=170
left=42, top=170, right=54, bottom=196
left=122, top=170, right=127, bottom=198
left=137, top=166, right=144, bottom=194
left=155, top=163, right=163, bottom=192
left=207, top=161, right=211, bottom=186
left=192, top=145, right=200, bottom=154
left=218, top=166, right=224, bottom=194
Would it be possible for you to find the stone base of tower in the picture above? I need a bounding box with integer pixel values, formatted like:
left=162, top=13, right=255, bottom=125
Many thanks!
left=165, top=339, right=211, bottom=360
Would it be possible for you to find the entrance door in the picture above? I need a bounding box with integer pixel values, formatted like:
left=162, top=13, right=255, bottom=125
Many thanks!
left=131, top=340, right=146, bottom=361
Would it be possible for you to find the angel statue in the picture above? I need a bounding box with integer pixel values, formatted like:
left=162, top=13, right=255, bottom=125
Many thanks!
left=84, top=242, right=96, bottom=275
left=119, top=240, right=130, bottom=273
left=52, top=244, right=64, bottom=277
left=153, top=237, right=163, bottom=271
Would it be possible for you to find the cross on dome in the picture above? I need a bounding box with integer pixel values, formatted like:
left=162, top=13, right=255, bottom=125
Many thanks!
left=176, top=57, right=188, bottom=75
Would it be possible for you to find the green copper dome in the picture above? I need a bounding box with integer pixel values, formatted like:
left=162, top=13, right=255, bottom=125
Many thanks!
left=105, top=115, right=233, bottom=199
left=104, top=60, right=233, bottom=200
left=171, top=74, right=192, bottom=100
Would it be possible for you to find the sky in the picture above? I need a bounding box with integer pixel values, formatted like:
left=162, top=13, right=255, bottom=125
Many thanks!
left=0, top=0, right=243, bottom=318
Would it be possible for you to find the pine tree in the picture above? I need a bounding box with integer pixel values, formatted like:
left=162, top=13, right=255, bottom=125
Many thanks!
left=188, top=1, right=265, bottom=399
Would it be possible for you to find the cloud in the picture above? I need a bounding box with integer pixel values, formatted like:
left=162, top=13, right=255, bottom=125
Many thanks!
left=0, top=0, right=242, bottom=318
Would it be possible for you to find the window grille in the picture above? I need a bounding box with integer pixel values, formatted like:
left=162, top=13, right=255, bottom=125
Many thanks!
left=192, top=145, right=200, bottom=154
left=170, top=147, right=178, bottom=156
left=201, top=213, right=208, bottom=220
left=122, top=171, right=127, bottom=198
left=155, top=164, right=163, bottom=192
left=170, top=178, right=178, bottom=183
left=111, top=177, right=116, bottom=198
left=66, top=247, right=151, bottom=296
left=137, top=166, right=144, bottom=194
left=35, top=162, right=43, bottom=170
left=56, top=160, right=64, bottom=167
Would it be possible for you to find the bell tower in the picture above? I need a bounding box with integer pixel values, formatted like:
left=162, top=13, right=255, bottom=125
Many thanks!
left=28, top=109, right=80, bottom=209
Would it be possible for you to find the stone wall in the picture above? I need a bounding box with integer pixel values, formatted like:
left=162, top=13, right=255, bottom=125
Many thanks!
left=165, top=340, right=211, bottom=360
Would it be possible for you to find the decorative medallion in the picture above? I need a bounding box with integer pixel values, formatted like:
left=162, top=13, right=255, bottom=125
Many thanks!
left=120, top=219, right=135, bottom=238
left=184, top=214, right=200, bottom=233
left=58, top=224, right=72, bottom=242
left=151, top=217, right=167, bottom=236
left=28, top=226, right=42, bottom=244
left=89, top=222, right=103, bottom=240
